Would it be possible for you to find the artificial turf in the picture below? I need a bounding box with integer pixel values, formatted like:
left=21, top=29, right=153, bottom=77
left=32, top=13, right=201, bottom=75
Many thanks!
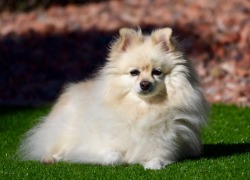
left=0, top=104, right=249, bottom=179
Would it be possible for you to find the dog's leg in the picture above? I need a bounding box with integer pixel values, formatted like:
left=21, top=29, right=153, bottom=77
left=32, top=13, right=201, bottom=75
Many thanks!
left=66, top=147, right=124, bottom=165
left=143, top=158, right=164, bottom=170
left=41, top=150, right=64, bottom=164
left=143, top=157, right=173, bottom=170
left=99, top=148, right=124, bottom=165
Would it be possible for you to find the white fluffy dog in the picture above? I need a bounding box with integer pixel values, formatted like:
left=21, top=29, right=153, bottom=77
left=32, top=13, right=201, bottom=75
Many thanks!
left=19, top=27, right=209, bottom=170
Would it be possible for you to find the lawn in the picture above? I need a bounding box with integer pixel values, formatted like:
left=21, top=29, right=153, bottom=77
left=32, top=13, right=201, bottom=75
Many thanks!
left=0, top=105, right=249, bottom=179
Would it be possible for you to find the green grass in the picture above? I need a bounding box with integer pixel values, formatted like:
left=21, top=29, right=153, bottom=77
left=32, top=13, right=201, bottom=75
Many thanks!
left=0, top=105, right=249, bottom=179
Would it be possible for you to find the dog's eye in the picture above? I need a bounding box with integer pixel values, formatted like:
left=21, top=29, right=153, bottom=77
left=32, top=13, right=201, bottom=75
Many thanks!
left=152, top=69, right=162, bottom=76
left=130, top=69, right=140, bottom=76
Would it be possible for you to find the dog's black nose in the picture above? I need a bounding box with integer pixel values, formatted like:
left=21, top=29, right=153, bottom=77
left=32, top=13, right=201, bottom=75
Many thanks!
left=140, top=81, right=152, bottom=91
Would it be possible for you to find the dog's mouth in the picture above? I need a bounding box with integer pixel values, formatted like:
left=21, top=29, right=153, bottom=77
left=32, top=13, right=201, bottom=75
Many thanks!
left=139, top=88, right=153, bottom=94
left=137, top=87, right=156, bottom=97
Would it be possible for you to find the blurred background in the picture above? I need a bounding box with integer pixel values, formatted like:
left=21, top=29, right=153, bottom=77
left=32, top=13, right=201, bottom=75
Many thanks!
left=0, top=0, right=249, bottom=106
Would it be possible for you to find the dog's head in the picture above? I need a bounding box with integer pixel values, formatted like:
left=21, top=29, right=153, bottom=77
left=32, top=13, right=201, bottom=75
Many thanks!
left=106, top=27, right=182, bottom=101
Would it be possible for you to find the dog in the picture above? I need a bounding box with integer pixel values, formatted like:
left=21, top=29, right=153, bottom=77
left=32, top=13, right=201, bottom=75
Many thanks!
left=19, top=27, right=209, bottom=170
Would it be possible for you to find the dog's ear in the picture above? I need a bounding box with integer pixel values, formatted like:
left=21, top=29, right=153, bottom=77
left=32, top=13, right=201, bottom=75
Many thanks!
left=108, top=28, right=142, bottom=60
left=151, top=28, right=174, bottom=51
left=117, top=28, right=138, bottom=51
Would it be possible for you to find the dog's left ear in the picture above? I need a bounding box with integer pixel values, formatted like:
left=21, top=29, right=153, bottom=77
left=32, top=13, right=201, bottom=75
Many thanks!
left=151, top=28, right=174, bottom=51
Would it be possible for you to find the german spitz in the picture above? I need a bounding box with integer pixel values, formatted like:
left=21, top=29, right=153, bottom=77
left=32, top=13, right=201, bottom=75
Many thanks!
left=19, top=27, right=209, bottom=169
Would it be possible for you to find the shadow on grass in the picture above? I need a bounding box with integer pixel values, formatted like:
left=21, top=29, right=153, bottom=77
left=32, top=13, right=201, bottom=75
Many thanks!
left=203, top=143, right=250, bottom=159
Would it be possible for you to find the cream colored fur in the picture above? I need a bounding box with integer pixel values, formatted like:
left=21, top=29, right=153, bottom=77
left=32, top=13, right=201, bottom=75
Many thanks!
left=19, top=27, right=209, bottom=169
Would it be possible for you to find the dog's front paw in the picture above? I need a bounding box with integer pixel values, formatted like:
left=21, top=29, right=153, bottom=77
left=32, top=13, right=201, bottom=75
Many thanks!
left=42, top=157, right=57, bottom=165
left=101, top=149, right=123, bottom=165
left=143, top=158, right=165, bottom=170
left=41, top=153, right=62, bottom=164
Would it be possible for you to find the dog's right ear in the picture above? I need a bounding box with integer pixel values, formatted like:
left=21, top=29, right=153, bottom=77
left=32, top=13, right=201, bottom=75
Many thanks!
left=108, top=28, right=142, bottom=60
left=117, top=28, right=138, bottom=51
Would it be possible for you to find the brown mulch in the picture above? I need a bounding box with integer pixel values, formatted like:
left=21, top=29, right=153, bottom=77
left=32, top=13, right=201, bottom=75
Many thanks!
left=0, top=0, right=249, bottom=106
